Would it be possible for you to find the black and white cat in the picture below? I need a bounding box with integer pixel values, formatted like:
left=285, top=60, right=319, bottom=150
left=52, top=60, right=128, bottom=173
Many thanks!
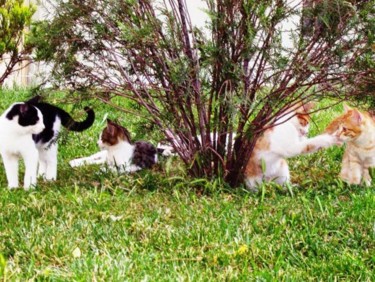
left=0, top=96, right=95, bottom=189
left=0, top=102, right=44, bottom=189
left=69, top=119, right=158, bottom=172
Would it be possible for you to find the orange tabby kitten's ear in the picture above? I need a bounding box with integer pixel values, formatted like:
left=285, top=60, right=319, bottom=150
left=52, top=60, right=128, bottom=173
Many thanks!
left=343, top=103, right=362, bottom=125
left=368, top=109, right=375, bottom=121
left=349, top=109, right=362, bottom=125
left=343, top=103, right=353, bottom=113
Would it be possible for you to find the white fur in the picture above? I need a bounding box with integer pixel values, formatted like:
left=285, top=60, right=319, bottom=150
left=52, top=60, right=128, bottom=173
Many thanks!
left=99, top=133, right=141, bottom=172
left=35, top=117, right=61, bottom=181
left=157, top=132, right=235, bottom=157
left=156, top=143, right=176, bottom=156
left=69, top=150, right=108, bottom=167
left=245, top=112, right=339, bottom=189
left=0, top=103, right=45, bottom=189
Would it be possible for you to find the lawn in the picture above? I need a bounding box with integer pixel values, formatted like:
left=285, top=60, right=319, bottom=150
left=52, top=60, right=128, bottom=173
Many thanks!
left=0, top=89, right=374, bottom=281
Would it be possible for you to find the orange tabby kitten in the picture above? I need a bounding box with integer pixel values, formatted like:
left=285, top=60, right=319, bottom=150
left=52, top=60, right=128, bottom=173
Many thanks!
left=326, top=104, right=375, bottom=186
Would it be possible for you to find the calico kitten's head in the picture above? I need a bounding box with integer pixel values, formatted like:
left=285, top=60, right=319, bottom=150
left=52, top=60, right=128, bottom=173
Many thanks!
left=291, top=101, right=315, bottom=136
left=98, top=119, right=132, bottom=149
left=325, top=104, right=368, bottom=142
left=5, top=102, right=45, bottom=134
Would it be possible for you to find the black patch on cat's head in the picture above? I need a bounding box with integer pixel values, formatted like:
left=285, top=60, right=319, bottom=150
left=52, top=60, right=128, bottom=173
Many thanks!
left=6, top=103, right=41, bottom=127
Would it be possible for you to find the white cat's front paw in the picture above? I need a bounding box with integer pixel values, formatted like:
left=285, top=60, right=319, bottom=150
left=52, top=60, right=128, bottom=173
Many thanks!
left=69, top=159, right=81, bottom=167
left=328, top=131, right=344, bottom=146
left=69, top=158, right=90, bottom=167
left=317, top=134, right=340, bottom=149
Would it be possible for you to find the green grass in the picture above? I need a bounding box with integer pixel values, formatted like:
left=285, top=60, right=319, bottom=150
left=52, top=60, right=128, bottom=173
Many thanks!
left=0, top=89, right=374, bottom=281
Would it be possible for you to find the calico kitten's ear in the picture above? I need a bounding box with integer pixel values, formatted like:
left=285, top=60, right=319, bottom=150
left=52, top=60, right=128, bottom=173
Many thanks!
left=106, top=121, right=116, bottom=136
left=107, top=118, right=117, bottom=126
left=106, top=119, right=117, bottom=135
left=122, top=127, right=132, bottom=142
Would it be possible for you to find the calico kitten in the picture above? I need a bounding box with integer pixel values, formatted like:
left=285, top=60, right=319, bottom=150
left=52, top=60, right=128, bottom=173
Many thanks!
left=244, top=102, right=340, bottom=190
left=70, top=119, right=158, bottom=172
left=0, top=96, right=95, bottom=189
left=0, top=102, right=45, bottom=189
left=325, top=104, right=375, bottom=186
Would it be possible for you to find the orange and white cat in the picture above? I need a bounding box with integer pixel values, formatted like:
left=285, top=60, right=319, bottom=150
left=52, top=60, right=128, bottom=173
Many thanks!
left=244, top=102, right=340, bottom=189
left=325, top=104, right=375, bottom=186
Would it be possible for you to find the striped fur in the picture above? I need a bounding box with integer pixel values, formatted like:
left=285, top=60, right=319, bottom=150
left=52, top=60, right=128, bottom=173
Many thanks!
left=326, top=104, right=375, bottom=186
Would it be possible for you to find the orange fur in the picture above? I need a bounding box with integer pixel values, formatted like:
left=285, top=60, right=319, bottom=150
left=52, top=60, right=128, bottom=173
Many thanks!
left=244, top=102, right=338, bottom=189
left=302, top=144, right=316, bottom=154
left=244, top=134, right=270, bottom=177
left=326, top=105, right=375, bottom=186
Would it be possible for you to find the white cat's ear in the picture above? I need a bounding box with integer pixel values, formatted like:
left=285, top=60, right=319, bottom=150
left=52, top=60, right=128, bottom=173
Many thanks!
left=343, top=103, right=352, bottom=113
left=303, top=101, right=315, bottom=113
